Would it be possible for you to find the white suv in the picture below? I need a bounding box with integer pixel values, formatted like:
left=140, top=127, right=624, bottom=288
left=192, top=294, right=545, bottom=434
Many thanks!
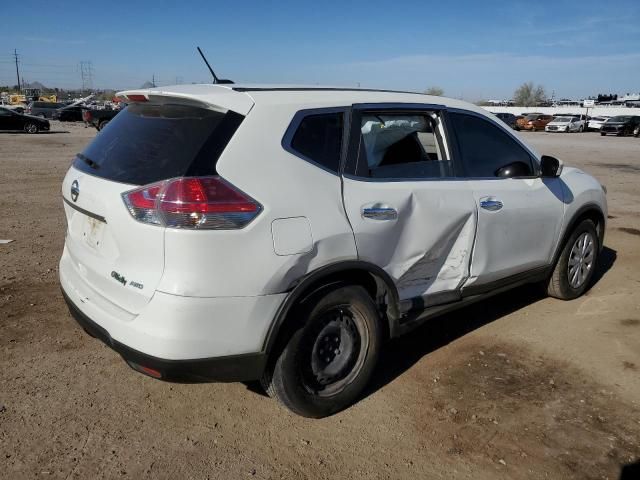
left=59, top=85, right=607, bottom=417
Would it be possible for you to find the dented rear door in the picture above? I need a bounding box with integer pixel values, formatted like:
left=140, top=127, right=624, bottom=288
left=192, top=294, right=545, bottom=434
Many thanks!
left=342, top=105, right=477, bottom=301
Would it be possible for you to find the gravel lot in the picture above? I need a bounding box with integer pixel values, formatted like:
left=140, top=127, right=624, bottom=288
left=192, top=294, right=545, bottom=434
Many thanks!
left=1, top=123, right=639, bottom=479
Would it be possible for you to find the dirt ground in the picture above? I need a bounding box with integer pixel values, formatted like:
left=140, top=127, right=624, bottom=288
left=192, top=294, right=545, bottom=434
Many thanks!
left=1, top=123, right=639, bottom=479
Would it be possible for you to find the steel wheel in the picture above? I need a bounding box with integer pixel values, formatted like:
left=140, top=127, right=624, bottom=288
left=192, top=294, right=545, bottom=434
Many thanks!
left=300, top=305, right=368, bottom=397
left=567, top=232, right=595, bottom=289
left=262, top=285, right=382, bottom=417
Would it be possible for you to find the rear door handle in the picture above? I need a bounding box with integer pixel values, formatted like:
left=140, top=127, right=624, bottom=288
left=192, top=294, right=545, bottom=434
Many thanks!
left=479, top=197, right=503, bottom=211
left=362, top=204, right=398, bottom=220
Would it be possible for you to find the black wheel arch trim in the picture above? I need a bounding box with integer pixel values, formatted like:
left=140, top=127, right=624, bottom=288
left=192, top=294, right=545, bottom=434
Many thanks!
left=553, top=203, right=605, bottom=266
left=263, top=260, right=400, bottom=354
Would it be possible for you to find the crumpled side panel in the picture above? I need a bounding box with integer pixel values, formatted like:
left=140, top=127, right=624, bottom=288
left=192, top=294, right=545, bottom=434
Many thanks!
left=395, top=212, right=475, bottom=299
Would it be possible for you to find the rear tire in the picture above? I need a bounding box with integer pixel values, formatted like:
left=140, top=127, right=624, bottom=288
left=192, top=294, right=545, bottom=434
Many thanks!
left=547, top=219, right=599, bottom=300
left=600, top=132, right=606, bottom=136
left=24, top=123, right=39, bottom=134
left=261, top=285, right=382, bottom=418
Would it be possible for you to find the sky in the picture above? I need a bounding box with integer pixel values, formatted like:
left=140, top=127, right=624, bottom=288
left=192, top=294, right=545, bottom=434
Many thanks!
left=1, top=0, right=639, bottom=100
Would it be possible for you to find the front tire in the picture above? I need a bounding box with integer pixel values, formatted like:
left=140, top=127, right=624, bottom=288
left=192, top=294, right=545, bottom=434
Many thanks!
left=262, top=285, right=382, bottom=418
left=24, top=123, right=39, bottom=134
left=547, top=219, right=599, bottom=300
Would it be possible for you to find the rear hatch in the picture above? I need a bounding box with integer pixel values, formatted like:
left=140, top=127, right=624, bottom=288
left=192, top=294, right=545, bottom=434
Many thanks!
left=62, top=92, right=249, bottom=314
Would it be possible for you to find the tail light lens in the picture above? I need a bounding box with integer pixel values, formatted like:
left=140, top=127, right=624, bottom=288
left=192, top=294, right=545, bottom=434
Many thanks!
left=82, top=110, right=92, bottom=122
left=122, top=177, right=261, bottom=230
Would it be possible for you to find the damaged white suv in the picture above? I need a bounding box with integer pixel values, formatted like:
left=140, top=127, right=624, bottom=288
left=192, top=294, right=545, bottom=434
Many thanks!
left=60, top=85, right=607, bottom=417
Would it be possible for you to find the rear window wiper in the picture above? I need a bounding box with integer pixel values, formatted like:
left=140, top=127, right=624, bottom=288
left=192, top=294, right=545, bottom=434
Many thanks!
left=77, top=153, right=99, bottom=170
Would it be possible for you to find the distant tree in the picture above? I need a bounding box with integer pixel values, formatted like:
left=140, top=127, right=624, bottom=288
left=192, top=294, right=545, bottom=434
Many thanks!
left=96, top=90, right=116, bottom=101
left=513, top=82, right=547, bottom=107
left=424, top=86, right=444, bottom=96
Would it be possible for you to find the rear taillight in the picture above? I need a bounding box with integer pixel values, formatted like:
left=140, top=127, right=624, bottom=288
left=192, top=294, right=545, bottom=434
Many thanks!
left=82, top=110, right=92, bottom=122
left=122, top=177, right=261, bottom=230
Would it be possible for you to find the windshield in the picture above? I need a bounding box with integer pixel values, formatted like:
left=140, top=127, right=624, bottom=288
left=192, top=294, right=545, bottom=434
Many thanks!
left=553, top=117, right=572, bottom=122
left=525, top=114, right=539, bottom=120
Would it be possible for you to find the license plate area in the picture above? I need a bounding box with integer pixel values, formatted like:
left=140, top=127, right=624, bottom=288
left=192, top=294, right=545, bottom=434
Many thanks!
left=82, top=216, right=105, bottom=250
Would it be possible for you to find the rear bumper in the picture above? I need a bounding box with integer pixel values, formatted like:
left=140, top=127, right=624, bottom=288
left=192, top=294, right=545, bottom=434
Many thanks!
left=62, top=289, right=266, bottom=382
left=59, top=246, right=287, bottom=382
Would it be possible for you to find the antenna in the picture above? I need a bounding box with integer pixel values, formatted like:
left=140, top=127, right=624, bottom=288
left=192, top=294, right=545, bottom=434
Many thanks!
left=196, top=47, right=233, bottom=84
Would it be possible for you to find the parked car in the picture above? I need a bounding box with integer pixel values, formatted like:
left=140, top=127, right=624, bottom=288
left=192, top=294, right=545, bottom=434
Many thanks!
left=587, top=116, right=610, bottom=131
left=53, top=105, right=83, bottom=122
left=60, top=85, right=607, bottom=417
left=82, top=107, right=121, bottom=130
left=27, top=101, right=67, bottom=118
left=0, top=106, right=50, bottom=133
left=561, top=113, right=590, bottom=122
left=517, top=114, right=553, bottom=131
left=0, top=101, right=25, bottom=114
left=600, top=116, right=640, bottom=136
left=492, top=112, right=518, bottom=129
left=545, top=116, right=585, bottom=133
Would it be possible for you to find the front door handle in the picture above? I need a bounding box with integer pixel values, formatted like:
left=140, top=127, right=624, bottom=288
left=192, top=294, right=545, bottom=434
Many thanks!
left=479, top=197, right=504, bottom=211
left=362, top=204, right=398, bottom=220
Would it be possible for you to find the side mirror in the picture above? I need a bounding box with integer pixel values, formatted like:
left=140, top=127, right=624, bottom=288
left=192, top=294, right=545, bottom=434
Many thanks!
left=540, top=155, right=563, bottom=178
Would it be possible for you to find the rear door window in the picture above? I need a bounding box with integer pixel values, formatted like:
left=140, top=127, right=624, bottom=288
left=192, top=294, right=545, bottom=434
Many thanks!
left=353, top=111, right=453, bottom=179
left=73, top=104, right=243, bottom=185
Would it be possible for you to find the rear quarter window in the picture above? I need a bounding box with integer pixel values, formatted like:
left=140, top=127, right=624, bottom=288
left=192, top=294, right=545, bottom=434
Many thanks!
left=73, top=104, right=243, bottom=185
left=286, top=111, right=344, bottom=173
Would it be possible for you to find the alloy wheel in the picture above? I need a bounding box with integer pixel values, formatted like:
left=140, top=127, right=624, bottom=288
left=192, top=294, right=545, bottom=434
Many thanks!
left=567, top=232, right=595, bottom=288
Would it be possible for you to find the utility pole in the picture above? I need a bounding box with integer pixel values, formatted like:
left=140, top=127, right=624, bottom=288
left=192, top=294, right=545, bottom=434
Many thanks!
left=152, top=74, right=156, bottom=87
left=13, top=49, right=21, bottom=90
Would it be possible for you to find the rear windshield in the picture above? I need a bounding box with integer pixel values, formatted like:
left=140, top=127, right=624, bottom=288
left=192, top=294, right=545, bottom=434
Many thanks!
left=73, top=104, right=243, bottom=185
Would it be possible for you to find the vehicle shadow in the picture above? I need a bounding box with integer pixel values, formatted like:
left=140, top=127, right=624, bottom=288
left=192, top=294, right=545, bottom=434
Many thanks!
left=244, top=246, right=617, bottom=402
left=590, top=246, right=616, bottom=288
left=362, top=284, right=545, bottom=400
left=361, top=245, right=617, bottom=402
left=620, top=460, right=640, bottom=479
